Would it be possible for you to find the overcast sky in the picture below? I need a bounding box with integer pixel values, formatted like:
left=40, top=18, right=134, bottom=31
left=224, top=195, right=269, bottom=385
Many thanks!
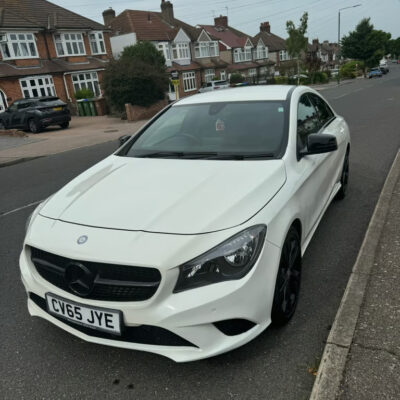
left=51, top=0, right=400, bottom=42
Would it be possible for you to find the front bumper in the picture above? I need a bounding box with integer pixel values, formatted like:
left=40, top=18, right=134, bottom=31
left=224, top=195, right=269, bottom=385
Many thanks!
left=20, top=217, right=281, bottom=362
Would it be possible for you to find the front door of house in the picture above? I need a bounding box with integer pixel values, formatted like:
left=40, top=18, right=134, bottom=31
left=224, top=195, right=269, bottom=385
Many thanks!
left=0, top=89, right=8, bottom=112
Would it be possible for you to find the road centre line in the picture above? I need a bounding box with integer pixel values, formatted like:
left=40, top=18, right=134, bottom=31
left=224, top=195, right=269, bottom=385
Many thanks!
left=0, top=200, right=44, bottom=218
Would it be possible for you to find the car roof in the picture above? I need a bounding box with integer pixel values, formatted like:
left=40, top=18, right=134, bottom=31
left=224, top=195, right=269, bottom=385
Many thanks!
left=14, top=96, right=59, bottom=102
left=175, top=85, right=295, bottom=105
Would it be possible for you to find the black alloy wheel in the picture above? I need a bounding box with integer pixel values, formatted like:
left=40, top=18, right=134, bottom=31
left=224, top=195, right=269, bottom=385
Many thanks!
left=335, top=151, right=349, bottom=200
left=271, top=227, right=302, bottom=326
left=29, top=119, right=41, bottom=134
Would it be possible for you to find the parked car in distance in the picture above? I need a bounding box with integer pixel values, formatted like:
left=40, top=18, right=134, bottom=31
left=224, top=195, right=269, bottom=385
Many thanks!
left=368, top=68, right=383, bottom=79
left=21, top=86, right=351, bottom=362
left=330, top=68, right=339, bottom=77
left=379, top=61, right=389, bottom=74
left=0, top=96, right=71, bottom=133
left=198, top=80, right=229, bottom=93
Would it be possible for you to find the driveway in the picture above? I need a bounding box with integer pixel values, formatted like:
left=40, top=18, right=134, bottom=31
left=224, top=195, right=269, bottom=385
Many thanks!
left=0, top=116, right=146, bottom=166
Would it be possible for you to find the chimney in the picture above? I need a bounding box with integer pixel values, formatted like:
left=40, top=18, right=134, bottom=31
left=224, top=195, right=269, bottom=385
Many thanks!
left=312, top=38, right=319, bottom=47
left=161, top=0, right=174, bottom=25
left=102, top=7, right=116, bottom=27
left=260, top=21, right=271, bottom=33
left=214, top=15, right=228, bottom=28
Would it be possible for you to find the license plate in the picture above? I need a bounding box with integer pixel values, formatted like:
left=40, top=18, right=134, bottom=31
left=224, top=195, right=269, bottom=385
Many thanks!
left=53, top=107, right=62, bottom=111
left=46, top=293, right=122, bottom=335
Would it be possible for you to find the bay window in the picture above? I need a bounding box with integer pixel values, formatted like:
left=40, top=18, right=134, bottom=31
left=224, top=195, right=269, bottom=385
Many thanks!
left=54, top=33, right=85, bottom=56
left=172, top=43, right=190, bottom=60
left=256, top=43, right=267, bottom=60
left=19, top=75, right=56, bottom=98
left=89, top=32, right=106, bottom=55
left=158, top=42, right=171, bottom=63
left=234, top=47, right=252, bottom=63
left=194, top=41, right=219, bottom=58
left=72, top=72, right=101, bottom=97
left=0, top=33, right=38, bottom=60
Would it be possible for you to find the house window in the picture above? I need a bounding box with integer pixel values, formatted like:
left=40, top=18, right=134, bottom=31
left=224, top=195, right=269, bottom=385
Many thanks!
left=220, top=70, right=226, bottom=80
left=248, top=68, right=257, bottom=77
left=194, top=41, right=219, bottom=58
left=204, top=68, right=215, bottom=82
left=158, top=42, right=171, bottom=62
left=172, top=43, right=190, bottom=60
left=72, top=72, right=101, bottom=97
left=0, top=33, right=38, bottom=60
left=54, top=33, right=85, bottom=56
left=279, top=50, right=290, bottom=61
left=234, top=47, right=252, bottom=63
left=183, top=71, right=196, bottom=92
left=89, top=32, right=106, bottom=55
left=259, top=66, right=268, bottom=76
left=256, top=43, right=267, bottom=60
left=19, top=75, right=56, bottom=98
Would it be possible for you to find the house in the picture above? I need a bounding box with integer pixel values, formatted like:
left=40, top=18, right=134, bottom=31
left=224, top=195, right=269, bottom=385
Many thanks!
left=310, top=39, right=339, bottom=70
left=0, top=0, right=113, bottom=114
left=200, top=16, right=274, bottom=83
left=104, top=1, right=222, bottom=100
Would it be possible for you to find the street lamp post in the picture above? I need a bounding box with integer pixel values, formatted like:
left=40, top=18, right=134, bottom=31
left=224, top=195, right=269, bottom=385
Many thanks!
left=337, top=4, right=361, bottom=84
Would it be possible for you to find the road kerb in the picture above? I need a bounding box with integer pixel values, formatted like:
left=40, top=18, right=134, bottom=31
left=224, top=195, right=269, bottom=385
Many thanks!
left=309, top=149, right=400, bottom=400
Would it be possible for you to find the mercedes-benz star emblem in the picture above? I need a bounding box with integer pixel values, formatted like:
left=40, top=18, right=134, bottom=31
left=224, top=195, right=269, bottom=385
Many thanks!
left=64, top=262, right=95, bottom=296
left=77, top=235, right=88, bottom=245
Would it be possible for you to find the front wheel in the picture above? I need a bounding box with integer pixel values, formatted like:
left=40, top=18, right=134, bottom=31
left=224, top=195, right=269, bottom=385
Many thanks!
left=271, top=227, right=302, bottom=326
left=59, top=122, right=69, bottom=129
left=28, top=119, right=42, bottom=134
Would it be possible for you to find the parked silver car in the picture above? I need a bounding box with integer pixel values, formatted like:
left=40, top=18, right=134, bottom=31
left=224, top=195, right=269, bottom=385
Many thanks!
left=198, top=80, right=229, bottom=93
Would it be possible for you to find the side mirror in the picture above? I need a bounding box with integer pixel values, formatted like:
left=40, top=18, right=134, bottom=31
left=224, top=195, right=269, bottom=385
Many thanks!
left=118, top=135, right=131, bottom=147
left=300, top=133, right=338, bottom=157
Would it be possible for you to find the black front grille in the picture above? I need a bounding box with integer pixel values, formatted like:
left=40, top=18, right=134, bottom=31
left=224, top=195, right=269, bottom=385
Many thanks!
left=29, top=293, right=197, bottom=347
left=30, top=247, right=161, bottom=302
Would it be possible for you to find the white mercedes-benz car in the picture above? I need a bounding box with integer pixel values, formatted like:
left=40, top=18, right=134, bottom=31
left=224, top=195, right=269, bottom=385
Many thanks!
left=21, top=86, right=350, bottom=362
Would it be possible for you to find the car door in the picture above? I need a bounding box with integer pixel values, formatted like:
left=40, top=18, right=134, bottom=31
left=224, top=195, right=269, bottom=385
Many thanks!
left=309, top=93, right=347, bottom=194
left=294, top=93, right=331, bottom=239
left=3, top=102, right=19, bottom=128
left=10, top=101, right=29, bottom=128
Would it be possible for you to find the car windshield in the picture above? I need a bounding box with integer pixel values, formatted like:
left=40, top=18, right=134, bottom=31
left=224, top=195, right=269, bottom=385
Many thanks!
left=121, top=101, right=287, bottom=159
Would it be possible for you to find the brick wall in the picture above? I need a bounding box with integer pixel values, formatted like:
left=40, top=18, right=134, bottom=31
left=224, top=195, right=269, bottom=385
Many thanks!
left=0, top=79, right=23, bottom=104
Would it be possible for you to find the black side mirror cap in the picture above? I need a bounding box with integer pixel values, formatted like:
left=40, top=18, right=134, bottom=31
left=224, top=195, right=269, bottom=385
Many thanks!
left=118, top=135, right=131, bottom=147
left=300, top=133, right=338, bottom=158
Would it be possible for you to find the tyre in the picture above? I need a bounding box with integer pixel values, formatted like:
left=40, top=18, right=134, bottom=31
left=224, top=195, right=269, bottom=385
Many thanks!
left=0, top=120, right=5, bottom=130
left=335, top=151, right=349, bottom=200
left=28, top=119, right=42, bottom=134
left=271, top=227, right=302, bottom=326
left=59, top=122, right=69, bottom=129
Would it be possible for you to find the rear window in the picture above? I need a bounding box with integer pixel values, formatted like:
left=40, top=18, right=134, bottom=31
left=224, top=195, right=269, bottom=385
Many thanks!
left=122, top=101, right=287, bottom=159
left=36, top=98, right=64, bottom=107
left=214, top=81, right=227, bottom=85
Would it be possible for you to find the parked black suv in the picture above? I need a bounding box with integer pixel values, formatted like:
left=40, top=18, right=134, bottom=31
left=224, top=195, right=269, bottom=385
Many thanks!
left=0, top=96, right=71, bottom=133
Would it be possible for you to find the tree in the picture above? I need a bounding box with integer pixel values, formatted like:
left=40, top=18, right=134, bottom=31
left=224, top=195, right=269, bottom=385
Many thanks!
left=387, top=37, right=400, bottom=58
left=304, top=52, right=321, bottom=84
left=103, top=42, right=168, bottom=112
left=286, top=12, right=308, bottom=85
left=341, top=19, right=391, bottom=74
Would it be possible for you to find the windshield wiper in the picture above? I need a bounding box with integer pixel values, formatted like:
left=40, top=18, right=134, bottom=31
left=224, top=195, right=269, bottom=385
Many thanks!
left=209, top=153, right=275, bottom=160
left=134, top=151, right=219, bottom=159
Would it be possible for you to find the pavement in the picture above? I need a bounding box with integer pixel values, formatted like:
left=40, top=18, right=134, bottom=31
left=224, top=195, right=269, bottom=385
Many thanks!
left=0, top=115, right=146, bottom=167
left=311, top=151, right=400, bottom=400
left=0, top=66, right=399, bottom=400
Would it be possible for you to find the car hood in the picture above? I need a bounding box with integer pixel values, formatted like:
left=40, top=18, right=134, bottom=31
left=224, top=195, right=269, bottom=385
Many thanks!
left=40, top=155, right=286, bottom=234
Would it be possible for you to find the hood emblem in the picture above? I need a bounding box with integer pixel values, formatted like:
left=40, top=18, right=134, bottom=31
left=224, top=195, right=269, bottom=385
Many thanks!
left=77, top=235, right=88, bottom=245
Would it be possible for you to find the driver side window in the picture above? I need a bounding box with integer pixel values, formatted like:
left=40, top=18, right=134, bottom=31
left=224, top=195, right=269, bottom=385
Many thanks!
left=297, top=94, right=319, bottom=152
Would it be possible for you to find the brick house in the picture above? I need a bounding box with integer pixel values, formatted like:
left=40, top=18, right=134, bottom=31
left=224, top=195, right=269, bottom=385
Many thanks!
left=104, top=1, right=214, bottom=100
left=310, top=39, right=339, bottom=70
left=0, top=0, right=113, bottom=113
left=201, top=16, right=274, bottom=83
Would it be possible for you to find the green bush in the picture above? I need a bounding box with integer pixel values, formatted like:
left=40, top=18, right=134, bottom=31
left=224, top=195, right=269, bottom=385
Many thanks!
left=313, top=71, right=329, bottom=84
left=339, top=61, right=364, bottom=79
left=74, top=88, right=94, bottom=100
left=103, top=41, right=168, bottom=112
left=230, top=73, right=244, bottom=84
left=274, top=76, right=289, bottom=84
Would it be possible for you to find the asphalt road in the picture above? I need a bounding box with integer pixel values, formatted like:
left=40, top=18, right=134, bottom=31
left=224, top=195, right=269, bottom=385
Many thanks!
left=1, top=67, right=399, bottom=400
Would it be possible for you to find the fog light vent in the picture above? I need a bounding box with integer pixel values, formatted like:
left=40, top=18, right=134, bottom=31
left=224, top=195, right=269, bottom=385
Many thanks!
left=213, top=319, right=256, bottom=336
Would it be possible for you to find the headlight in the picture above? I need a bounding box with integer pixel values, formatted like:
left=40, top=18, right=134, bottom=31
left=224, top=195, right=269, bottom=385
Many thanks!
left=174, top=225, right=266, bottom=293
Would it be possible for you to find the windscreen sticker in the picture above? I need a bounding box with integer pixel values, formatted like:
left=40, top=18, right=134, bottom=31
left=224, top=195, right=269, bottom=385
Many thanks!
left=278, top=107, right=284, bottom=112
left=216, top=119, right=225, bottom=131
